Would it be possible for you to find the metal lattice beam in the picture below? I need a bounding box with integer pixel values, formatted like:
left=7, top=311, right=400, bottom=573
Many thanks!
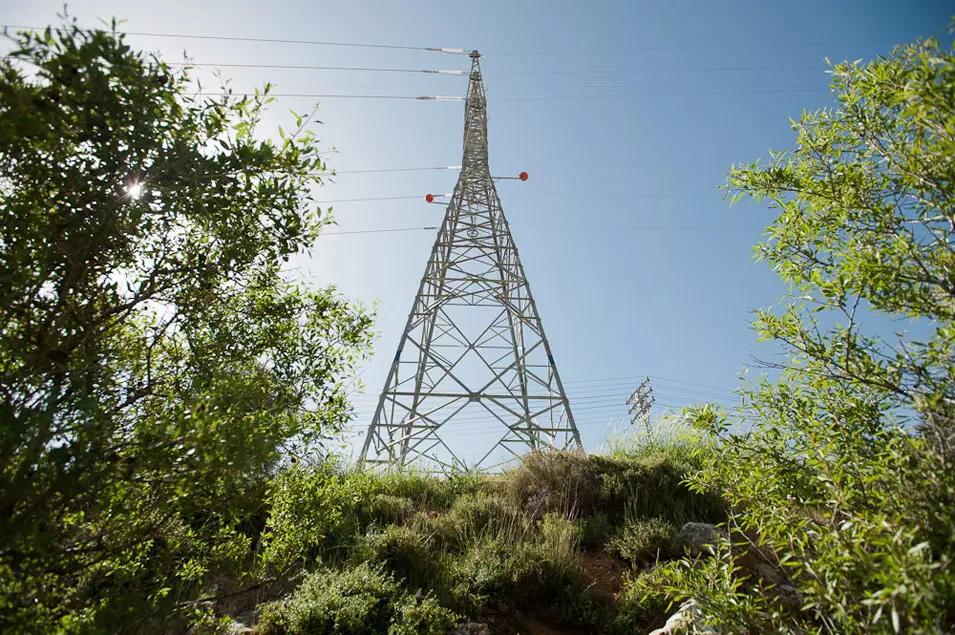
left=359, top=50, right=580, bottom=472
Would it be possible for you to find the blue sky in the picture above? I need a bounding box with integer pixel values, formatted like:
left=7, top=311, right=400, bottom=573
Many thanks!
left=5, top=0, right=952, bottom=461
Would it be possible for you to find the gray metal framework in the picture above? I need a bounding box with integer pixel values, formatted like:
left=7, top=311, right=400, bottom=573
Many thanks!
left=628, top=377, right=655, bottom=432
left=359, top=51, right=580, bottom=472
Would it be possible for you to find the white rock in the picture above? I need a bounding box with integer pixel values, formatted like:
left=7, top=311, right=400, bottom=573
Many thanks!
left=452, top=623, right=490, bottom=635
left=649, top=599, right=718, bottom=635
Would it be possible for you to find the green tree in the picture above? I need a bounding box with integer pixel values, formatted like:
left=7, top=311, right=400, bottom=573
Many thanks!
left=668, top=34, right=955, bottom=633
left=0, top=21, right=372, bottom=632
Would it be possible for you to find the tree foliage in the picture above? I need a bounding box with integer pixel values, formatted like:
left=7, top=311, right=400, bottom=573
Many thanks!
left=0, top=21, right=371, bottom=632
left=668, top=33, right=955, bottom=633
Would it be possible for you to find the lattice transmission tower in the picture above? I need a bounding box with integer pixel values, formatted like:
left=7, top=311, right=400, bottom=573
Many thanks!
left=359, top=50, right=580, bottom=471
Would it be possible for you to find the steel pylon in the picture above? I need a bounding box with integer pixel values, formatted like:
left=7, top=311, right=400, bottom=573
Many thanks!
left=359, top=51, right=580, bottom=472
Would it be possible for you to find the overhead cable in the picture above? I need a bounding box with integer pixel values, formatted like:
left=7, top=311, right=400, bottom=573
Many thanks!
left=498, top=87, right=830, bottom=101
left=497, top=64, right=826, bottom=76
left=321, top=226, right=438, bottom=236
left=188, top=92, right=464, bottom=100
left=168, top=61, right=466, bottom=75
left=186, top=87, right=829, bottom=101
left=493, top=39, right=863, bottom=56
left=333, top=166, right=461, bottom=175
left=0, top=24, right=468, bottom=54
left=316, top=223, right=757, bottom=235
left=317, top=191, right=725, bottom=203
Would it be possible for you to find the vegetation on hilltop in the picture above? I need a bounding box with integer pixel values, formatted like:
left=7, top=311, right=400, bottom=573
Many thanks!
left=254, top=443, right=724, bottom=634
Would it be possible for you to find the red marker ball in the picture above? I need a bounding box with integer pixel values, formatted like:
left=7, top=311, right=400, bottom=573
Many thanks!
left=519, top=171, right=529, bottom=181
left=425, top=194, right=435, bottom=203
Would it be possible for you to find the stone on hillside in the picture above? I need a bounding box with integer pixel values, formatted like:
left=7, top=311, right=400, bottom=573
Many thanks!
left=649, top=599, right=718, bottom=635
left=453, top=623, right=490, bottom=635
left=679, top=522, right=721, bottom=555
left=226, top=621, right=253, bottom=634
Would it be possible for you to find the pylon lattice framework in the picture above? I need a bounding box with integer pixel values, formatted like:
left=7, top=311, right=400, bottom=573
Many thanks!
left=359, top=51, right=581, bottom=472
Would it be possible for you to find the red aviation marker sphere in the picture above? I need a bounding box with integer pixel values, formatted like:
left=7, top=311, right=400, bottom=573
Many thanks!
left=519, top=171, right=529, bottom=181
left=425, top=194, right=435, bottom=203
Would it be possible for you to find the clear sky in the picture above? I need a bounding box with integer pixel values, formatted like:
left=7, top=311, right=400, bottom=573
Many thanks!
left=4, top=0, right=952, bottom=461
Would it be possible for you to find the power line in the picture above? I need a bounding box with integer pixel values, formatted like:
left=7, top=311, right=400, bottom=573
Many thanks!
left=541, top=163, right=708, bottom=169
left=526, top=223, right=754, bottom=234
left=187, top=92, right=464, bottom=100
left=343, top=382, right=737, bottom=406
left=650, top=375, right=743, bottom=394
left=322, top=226, right=437, bottom=236
left=493, top=39, right=863, bottom=56
left=333, top=166, right=461, bottom=175
left=315, top=223, right=758, bottom=235
left=497, top=87, right=830, bottom=102
left=519, top=191, right=721, bottom=198
left=496, top=83, right=827, bottom=90
left=167, top=62, right=824, bottom=76
left=319, top=195, right=427, bottom=203
left=167, top=62, right=466, bottom=75
left=346, top=372, right=738, bottom=392
left=318, top=191, right=726, bottom=204
left=342, top=375, right=738, bottom=402
left=0, top=24, right=863, bottom=56
left=166, top=64, right=824, bottom=89
left=185, top=87, right=830, bottom=102
left=497, top=64, right=826, bottom=76
left=2, top=54, right=826, bottom=80
left=342, top=399, right=721, bottom=433
left=342, top=375, right=738, bottom=403
left=321, top=161, right=720, bottom=174
left=0, top=24, right=468, bottom=54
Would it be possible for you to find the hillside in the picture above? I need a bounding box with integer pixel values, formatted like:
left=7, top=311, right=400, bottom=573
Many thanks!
left=232, top=442, right=725, bottom=635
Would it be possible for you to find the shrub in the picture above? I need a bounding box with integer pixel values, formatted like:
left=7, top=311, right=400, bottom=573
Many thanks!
left=590, top=451, right=723, bottom=527
left=259, top=465, right=350, bottom=572
left=500, top=450, right=599, bottom=519
left=431, top=471, right=487, bottom=509
left=511, top=543, right=581, bottom=603
left=606, top=517, right=678, bottom=566
left=407, top=510, right=459, bottom=551
left=577, top=513, right=613, bottom=549
left=359, top=494, right=415, bottom=526
left=551, top=583, right=610, bottom=630
left=446, top=492, right=525, bottom=545
left=613, top=566, right=679, bottom=633
left=372, top=471, right=435, bottom=505
left=537, top=513, right=582, bottom=567
left=362, top=470, right=486, bottom=511
left=388, top=593, right=460, bottom=635
left=256, top=563, right=402, bottom=635
left=445, top=538, right=511, bottom=613
left=257, top=562, right=459, bottom=635
left=443, top=523, right=583, bottom=614
left=355, top=525, right=436, bottom=588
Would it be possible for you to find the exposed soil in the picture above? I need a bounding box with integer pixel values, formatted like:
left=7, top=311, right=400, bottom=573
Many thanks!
left=519, top=616, right=588, bottom=635
left=578, top=549, right=628, bottom=602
